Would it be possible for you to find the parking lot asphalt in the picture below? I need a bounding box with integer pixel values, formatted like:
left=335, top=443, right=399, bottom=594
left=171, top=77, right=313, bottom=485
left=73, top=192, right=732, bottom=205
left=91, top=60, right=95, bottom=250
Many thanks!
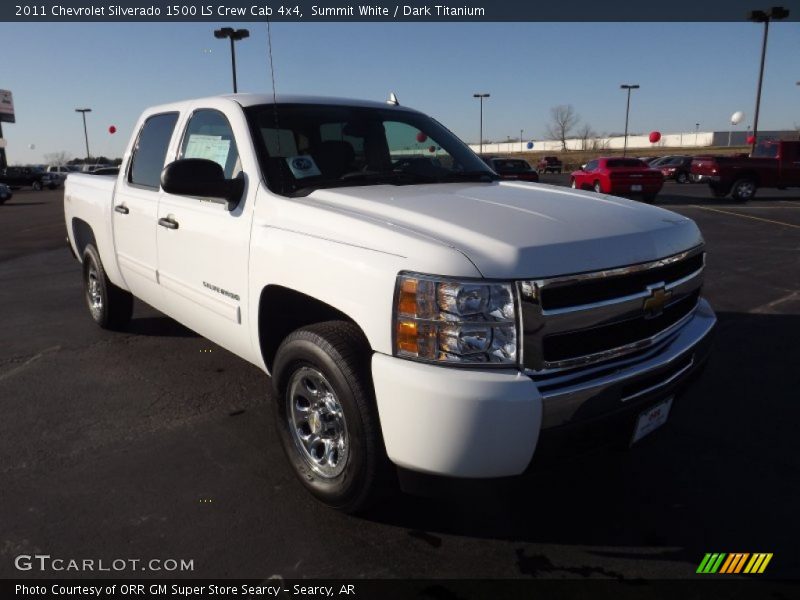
left=1, top=181, right=799, bottom=580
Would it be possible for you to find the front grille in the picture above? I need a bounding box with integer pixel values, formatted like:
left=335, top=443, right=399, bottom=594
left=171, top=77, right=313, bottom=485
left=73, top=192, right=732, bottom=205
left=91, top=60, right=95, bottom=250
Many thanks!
left=540, top=252, right=703, bottom=311
left=519, top=246, right=705, bottom=372
left=542, top=290, right=699, bottom=362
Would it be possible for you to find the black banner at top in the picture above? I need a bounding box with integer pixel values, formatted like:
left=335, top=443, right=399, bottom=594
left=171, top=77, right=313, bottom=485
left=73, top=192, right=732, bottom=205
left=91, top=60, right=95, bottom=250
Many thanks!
left=3, top=0, right=799, bottom=22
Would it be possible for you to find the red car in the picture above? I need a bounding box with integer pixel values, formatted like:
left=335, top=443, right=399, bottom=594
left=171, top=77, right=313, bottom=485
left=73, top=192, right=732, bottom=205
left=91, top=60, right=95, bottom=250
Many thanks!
left=570, top=157, right=664, bottom=202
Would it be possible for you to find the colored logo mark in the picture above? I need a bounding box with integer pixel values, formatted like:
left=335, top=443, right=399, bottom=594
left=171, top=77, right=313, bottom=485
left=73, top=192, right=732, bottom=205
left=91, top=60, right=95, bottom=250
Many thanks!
left=697, top=553, right=773, bottom=574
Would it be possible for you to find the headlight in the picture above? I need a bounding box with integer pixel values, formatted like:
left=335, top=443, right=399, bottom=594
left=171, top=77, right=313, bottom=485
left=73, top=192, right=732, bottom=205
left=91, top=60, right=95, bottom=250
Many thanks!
left=393, top=273, right=519, bottom=365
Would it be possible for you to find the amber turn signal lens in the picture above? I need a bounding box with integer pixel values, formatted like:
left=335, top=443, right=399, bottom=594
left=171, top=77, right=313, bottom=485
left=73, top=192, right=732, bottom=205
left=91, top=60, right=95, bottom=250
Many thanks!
left=396, top=320, right=418, bottom=354
left=397, top=277, right=418, bottom=316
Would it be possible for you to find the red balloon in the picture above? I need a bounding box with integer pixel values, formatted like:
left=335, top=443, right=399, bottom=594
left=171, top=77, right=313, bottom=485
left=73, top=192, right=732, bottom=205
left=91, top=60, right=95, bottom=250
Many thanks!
left=649, top=131, right=661, bottom=143
left=428, top=145, right=436, bottom=153
left=746, top=135, right=756, bottom=145
left=108, top=125, right=117, bottom=134
left=416, top=131, right=428, bottom=143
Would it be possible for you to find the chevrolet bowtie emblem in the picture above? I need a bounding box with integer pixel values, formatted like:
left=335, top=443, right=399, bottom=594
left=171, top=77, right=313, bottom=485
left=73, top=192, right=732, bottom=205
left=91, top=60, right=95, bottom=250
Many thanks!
left=643, top=285, right=672, bottom=318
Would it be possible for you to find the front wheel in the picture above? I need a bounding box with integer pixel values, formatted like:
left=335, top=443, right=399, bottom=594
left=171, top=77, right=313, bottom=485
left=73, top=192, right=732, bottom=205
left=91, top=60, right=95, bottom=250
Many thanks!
left=570, top=178, right=577, bottom=189
left=82, top=244, right=133, bottom=330
left=272, top=321, right=387, bottom=513
left=730, top=178, right=757, bottom=202
left=32, top=181, right=42, bottom=191
left=676, top=172, right=689, bottom=184
left=593, top=181, right=603, bottom=193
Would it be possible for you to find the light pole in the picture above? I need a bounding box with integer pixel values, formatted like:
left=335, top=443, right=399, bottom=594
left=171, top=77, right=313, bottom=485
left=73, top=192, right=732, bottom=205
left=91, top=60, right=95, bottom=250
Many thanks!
left=520, top=129, right=524, bottom=152
left=214, top=27, right=250, bottom=93
left=747, top=6, right=789, bottom=152
left=75, top=108, right=92, bottom=161
left=695, top=122, right=700, bottom=146
left=473, top=93, right=490, bottom=154
left=620, top=84, right=639, bottom=157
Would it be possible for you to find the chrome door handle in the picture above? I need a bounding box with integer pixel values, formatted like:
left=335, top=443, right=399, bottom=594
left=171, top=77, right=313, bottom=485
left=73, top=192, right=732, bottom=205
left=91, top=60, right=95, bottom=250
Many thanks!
left=158, top=217, right=179, bottom=230
left=114, top=205, right=129, bottom=215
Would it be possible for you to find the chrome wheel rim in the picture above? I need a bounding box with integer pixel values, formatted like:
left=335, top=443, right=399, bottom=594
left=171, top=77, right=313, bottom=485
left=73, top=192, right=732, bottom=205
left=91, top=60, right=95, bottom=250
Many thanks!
left=570, top=179, right=576, bottom=189
left=594, top=183, right=602, bottom=193
left=286, top=366, right=349, bottom=479
left=86, top=264, right=103, bottom=318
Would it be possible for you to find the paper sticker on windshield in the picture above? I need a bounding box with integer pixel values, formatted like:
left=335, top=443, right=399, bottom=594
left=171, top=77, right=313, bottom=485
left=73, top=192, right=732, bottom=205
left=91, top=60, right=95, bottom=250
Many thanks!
left=286, top=155, right=321, bottom=179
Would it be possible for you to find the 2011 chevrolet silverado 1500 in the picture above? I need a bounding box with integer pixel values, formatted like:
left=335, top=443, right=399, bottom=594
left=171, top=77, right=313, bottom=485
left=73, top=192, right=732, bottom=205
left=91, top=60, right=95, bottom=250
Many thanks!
left=64, top=94, right=716, bottom=512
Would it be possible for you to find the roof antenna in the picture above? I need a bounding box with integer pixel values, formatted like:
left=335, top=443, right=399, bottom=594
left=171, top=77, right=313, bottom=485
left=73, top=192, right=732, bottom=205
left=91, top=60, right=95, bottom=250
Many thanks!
left=265, top=16, right=286, bottom=191
left=387, top=92, right=399, bottom=106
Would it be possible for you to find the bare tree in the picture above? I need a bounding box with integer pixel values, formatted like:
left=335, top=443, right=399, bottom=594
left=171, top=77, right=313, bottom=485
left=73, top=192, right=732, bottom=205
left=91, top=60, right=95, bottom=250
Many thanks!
left=546, top=105, right=580, bottom=151
left=43, top=151, right=71, bottom=166
left=576, top=123, right=596, bottom=150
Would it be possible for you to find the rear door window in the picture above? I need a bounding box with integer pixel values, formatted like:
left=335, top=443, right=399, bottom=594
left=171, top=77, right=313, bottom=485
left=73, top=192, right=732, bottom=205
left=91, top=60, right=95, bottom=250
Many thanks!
left=129, top=112, right=179, bottom=189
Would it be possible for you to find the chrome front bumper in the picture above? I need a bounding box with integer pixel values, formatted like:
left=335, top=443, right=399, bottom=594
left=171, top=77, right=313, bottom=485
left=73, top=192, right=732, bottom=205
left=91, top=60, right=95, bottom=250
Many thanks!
left=530, top=298, right=716, bottom=431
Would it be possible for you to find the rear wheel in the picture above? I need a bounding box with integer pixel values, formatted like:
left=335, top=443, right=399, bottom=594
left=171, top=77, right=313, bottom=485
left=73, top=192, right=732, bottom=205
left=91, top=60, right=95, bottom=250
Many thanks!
left=570, top=178, right=577, bottom=189
left=593, top=181, right=603, bottom=193
left=730, top=178, right=757, bottom=202
left=32, top=181, right=42, bottom=191
left=676, top=172, right=689, bottom=184
left=82, top=244, right=133, bottom=330
left=272, top=321, right=387, bottom=513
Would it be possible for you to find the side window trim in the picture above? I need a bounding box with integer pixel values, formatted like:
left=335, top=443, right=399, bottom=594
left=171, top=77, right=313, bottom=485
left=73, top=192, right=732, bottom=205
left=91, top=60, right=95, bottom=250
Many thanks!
left=125, top=111, right=180, bottom=191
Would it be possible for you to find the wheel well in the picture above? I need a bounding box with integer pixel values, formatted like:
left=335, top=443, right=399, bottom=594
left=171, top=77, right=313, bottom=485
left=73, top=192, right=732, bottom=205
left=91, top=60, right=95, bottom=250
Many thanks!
left=735, top=171, right=760, bottom=186
left=258, top=285, right=366, bottom=372
left=71, top=218, right=96, bottom=260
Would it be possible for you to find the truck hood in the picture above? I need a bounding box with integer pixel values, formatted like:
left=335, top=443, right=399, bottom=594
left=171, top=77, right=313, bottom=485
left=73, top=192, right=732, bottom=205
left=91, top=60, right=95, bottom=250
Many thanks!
left=307, top=181, right=702, bottom=279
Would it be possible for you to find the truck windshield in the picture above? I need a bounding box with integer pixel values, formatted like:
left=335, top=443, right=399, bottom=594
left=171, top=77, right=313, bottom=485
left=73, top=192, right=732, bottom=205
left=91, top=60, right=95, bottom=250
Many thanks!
left=244, top=103, right=497, bottom=197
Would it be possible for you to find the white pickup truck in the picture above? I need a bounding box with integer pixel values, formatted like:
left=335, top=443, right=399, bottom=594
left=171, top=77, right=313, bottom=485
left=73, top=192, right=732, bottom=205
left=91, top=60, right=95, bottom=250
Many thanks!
left=65, top=94, right=716, bottom=512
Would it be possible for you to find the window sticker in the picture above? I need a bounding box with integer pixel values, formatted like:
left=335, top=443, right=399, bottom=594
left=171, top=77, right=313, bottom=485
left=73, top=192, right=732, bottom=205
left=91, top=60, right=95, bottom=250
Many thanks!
left=184, top=134, right=231, bottom=170
left=285, top=155, right=321, bottom=179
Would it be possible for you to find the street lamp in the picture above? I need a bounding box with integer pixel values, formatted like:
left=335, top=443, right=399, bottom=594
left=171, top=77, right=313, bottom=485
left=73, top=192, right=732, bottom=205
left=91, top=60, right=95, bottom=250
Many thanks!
left=214, top=27, right=250, bottom=93
left=695, top=122, right=700, bottom=146
left=75, top=108, right=92, bottom=161
left=747, top=6, right=790, bottom=152
left=520, top=129, right=524, bottom=152
left=473, top=93, right=490, bottom=154
left=620, top=84, right=639, bottom=157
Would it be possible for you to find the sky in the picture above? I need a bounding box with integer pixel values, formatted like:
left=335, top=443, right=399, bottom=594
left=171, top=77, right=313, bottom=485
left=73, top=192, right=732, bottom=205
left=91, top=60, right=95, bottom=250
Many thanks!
left=1, top=21, right=799, bottom=164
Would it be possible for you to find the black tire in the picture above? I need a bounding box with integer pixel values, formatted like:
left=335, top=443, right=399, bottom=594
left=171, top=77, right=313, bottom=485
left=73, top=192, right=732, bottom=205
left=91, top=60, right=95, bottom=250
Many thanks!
left=730, top=178, right=757, bottom=202
left=82, top=244, right=133, bottom=330
left=272, top=321, right=387, bottom=513
left=593, top=181, right=603, bottom=193
left=570, top=178, right=577, bottom=189
left=676, top=172, right=689, bottom=184
left=32, top=181, right=42, bottom=191
left=642, top=194, right=657, bottom=204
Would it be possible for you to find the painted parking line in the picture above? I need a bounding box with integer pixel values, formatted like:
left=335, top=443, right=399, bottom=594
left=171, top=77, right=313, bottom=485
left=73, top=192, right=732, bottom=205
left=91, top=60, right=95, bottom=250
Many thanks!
left=689, top=205, right=800, bottom=229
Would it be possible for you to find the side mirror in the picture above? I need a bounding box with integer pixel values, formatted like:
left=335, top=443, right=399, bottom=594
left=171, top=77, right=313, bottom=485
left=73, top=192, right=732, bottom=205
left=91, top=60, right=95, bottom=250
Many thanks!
left=161, top=158, right=243, bottom=210
left=580, top=164, right=587, bottom=171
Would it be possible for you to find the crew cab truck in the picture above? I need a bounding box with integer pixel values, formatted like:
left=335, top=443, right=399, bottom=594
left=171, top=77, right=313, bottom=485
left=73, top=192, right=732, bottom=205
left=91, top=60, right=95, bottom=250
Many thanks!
left=691, top=140, right=800, bottom=201
left=65, top=94, right=716, bottom=512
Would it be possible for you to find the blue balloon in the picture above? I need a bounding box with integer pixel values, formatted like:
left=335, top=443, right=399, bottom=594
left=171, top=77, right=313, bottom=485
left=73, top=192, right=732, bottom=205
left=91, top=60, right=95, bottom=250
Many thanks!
left=526, top=142, right=534, bottom=149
